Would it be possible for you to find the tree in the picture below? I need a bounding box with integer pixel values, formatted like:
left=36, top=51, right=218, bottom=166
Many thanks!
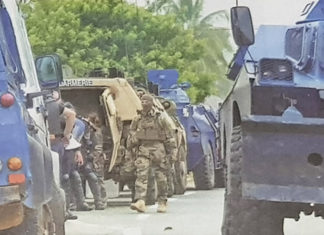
left=146, top=0, right=234, bottom=99
left=23, top=0, right=214, bottom=102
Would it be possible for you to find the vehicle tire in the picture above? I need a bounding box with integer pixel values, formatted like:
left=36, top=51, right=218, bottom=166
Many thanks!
left=214, top=168, right=225, bottom=188
left=222, top=126, right=284, bottom=235
left=49, top=185, right=66, bottom=235
left=1, top=205, right=55, bottom=235
left=193, top=144, right=215, bottom=190
left=174, top=145, right=187, bottom=194
left=145, top=168, right=156, bottom=205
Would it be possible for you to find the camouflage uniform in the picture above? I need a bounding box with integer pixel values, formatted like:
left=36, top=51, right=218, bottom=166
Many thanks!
left=128, top=107, right=177, bottom=203
left=89, top=126, right=107, bottom=200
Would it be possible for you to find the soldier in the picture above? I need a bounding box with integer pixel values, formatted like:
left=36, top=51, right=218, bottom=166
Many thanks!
left=73, top=117, right=106, bottom=210
left=128, top=94, right=177, bottom=213
left=87, top=112, right=108, bottom=202
left=62, top=102, right=92, bottom=212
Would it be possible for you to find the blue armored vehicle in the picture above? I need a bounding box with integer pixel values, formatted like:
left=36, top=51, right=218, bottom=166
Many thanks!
left=221, top=1, right=324, bottom=234
left=148, top=69, right=224, bottom=190
left=0, top=1, right=65, bottom=234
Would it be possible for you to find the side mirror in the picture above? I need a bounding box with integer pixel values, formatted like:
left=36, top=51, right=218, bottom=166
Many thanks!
left=231, top=6, right=255, bottom=46
left=35, top=54, right=63, bottom=89
left=25, top=90, right=51, bottom=109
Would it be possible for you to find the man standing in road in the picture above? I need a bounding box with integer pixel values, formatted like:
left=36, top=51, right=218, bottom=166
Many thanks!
left=73, top=116, right=106, bottom=210
left=46, top=90, right=79, bottom=220
left=87, top=112, right=108, bottom=203
left=62, top=102, right=93, bottom=212
left=128, top=94, right=177, bottom=213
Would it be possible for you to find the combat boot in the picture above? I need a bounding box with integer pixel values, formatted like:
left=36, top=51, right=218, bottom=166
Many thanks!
left=130, top=199, right=146, bottom=213
left=65, top=210, right=78, bottom=221
left=76, top=202, right=93, bottom=211
left=157, top=201, right=167, bottom=213
left=95, top=201, right=106, bottom=210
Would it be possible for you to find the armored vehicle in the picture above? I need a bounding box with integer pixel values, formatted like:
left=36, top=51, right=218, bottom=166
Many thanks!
left=148, top=70, right=223, bottom=189
left=60, top=78, right=142, bottom=183
left=221, top=1, right=324, bottom=234
left=60, top=78, right=188, bottom=200
left=0, top=1, right=65, bottom=234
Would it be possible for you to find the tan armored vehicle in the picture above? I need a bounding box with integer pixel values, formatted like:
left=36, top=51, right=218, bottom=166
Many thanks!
left=60, top=78, right=142, bottom=182
left=60, top=78, right=188, bottom=197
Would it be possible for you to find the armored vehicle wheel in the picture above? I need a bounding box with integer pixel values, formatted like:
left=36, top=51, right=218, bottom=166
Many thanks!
left=193, top=144, right=215, bottom=190
left=49, top=185, right=66, bottom=235
left=174, top=145, right=187, bottom=194
left=1, top=205, right=55, bottom=235
left=146, top=168, right=157, bottom=205
left=222, top=126, right=284, bottom=235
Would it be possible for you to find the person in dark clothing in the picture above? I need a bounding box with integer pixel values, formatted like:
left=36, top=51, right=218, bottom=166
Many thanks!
left=46, top=90, right=78, bottom=220
left=62, top=102, right=93, bottom=212
left=73, top=117, right=106, bottom=210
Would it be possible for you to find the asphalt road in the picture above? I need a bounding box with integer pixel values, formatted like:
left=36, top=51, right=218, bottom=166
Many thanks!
left=66, top=186, right=324, bottom=235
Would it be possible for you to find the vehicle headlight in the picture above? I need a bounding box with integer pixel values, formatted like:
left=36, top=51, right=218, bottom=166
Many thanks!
left=260, top=59, right=293, bottom=81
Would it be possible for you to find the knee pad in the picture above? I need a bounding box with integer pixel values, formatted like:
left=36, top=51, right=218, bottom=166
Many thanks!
left=61, top=174, right=69, bottom=184
left=70, top=171, right=82, bottom=184
left=83, top=163, right=93, bottom=175
left=87, top=172, right=98, bottom=183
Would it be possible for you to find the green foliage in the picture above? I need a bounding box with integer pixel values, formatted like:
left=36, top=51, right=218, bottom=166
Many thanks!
left=23, top=0, right=233, bottom=103
left=146, top=0, right=234, bottom=99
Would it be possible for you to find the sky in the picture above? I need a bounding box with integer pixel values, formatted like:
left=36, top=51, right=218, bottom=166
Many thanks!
left=129, top=0, right=312, bottom=28
left=203, top=0, right=311, bottom=27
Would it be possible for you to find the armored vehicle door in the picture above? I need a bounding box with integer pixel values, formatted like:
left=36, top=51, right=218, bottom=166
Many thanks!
left=101, top=88, right=121, bottom=172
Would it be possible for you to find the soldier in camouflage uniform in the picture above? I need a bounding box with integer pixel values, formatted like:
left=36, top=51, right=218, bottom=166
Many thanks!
left=128, top=94, right=177, bottom=213
left=87, top=113, right=108, bottom=202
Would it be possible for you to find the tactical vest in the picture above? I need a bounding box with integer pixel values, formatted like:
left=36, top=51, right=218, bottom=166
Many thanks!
left=46, top=100, right=64, bottom=136
left=90, top=127, right=103, bottom=152
left=135, top=114, right=167, bottom=141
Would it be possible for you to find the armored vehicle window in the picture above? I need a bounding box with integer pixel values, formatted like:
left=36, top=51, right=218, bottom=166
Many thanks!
left=61, top=89, right=105, bottom=119
left=285, top=27, right=303, bottom=62
left=35, top=57, right=57, bottom=83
